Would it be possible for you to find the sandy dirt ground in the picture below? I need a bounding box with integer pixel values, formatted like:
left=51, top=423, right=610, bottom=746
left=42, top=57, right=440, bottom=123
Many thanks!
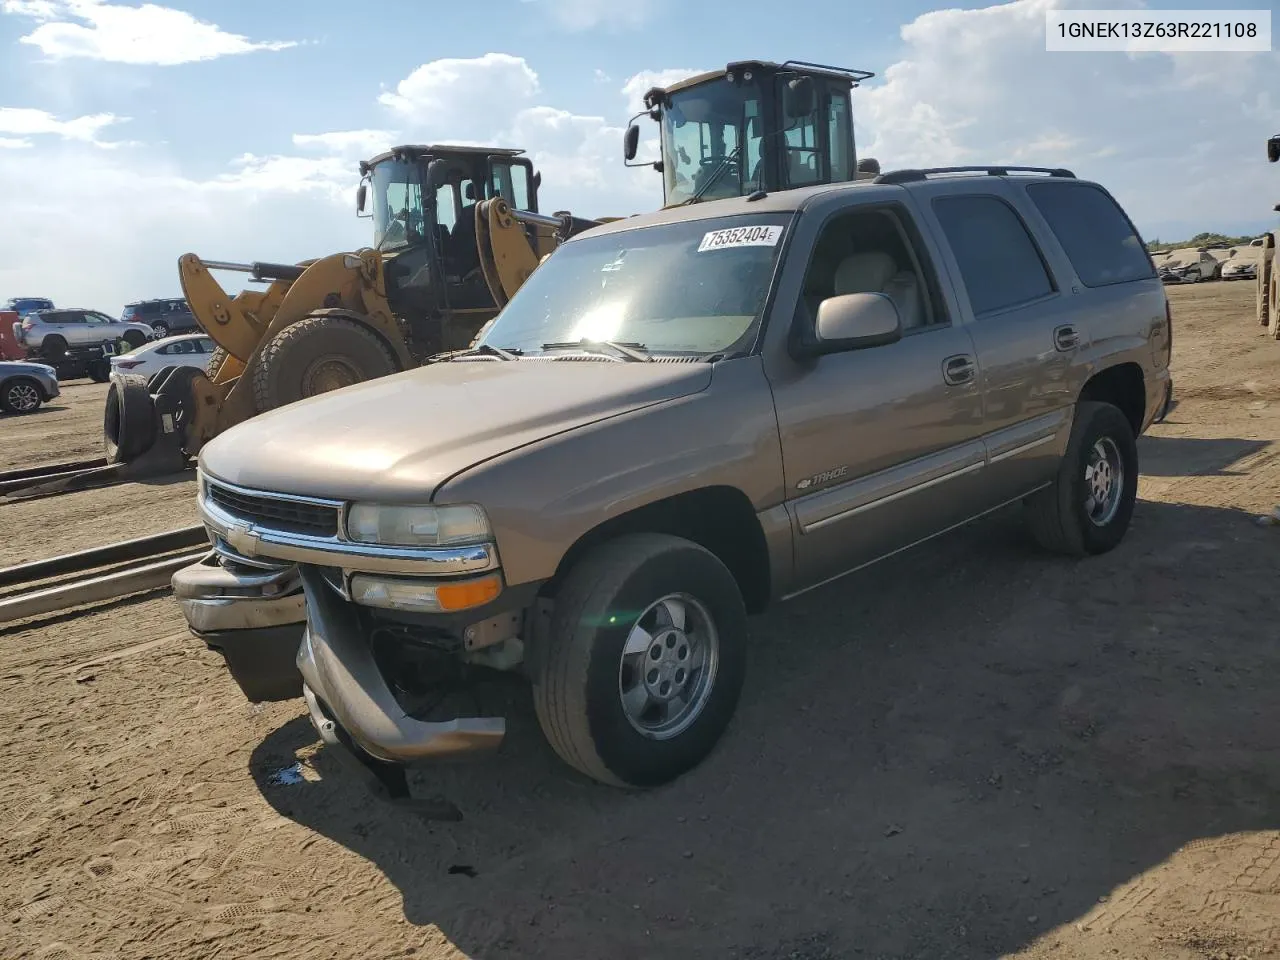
left=0, top=380, right=199, bottom=566
left=2, top=281, right=1279, bottom=960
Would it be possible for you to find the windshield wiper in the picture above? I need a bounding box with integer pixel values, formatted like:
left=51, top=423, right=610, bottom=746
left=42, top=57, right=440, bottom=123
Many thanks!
left=434, top=344, right=523, bottom=362
left=682, top=145, right=742, bottom=206
left=540, top=339, right=652, bottom=362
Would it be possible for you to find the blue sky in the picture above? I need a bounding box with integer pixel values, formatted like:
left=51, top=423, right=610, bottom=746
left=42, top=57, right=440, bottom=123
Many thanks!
left=0, top=0, right=1276, bottom=313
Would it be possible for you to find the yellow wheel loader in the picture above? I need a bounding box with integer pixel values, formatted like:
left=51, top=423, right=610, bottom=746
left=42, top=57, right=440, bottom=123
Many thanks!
left=103, top=145, right=605, bottom=470
left=101, top=60, right=879, bottom=479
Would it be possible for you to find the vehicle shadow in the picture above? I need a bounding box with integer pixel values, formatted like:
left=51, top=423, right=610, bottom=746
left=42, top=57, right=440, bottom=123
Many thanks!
left=250, top=497, right=1280, bottom=959
left=1137, top=434, right=1269, bottom=477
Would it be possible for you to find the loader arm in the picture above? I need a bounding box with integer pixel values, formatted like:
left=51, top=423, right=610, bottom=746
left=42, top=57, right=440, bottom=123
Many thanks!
left=473, top=197, right=611, bottom=309
left=178, top=253, right=291, bottom=377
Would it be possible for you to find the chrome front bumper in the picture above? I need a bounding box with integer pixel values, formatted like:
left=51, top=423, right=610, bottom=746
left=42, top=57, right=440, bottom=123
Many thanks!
left=294, top=566, right=506, bottom=765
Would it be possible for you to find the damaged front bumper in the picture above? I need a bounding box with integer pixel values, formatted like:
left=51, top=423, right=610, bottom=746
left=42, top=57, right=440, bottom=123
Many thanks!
left=171, top=551, right=307, bottom=703
left=294, top=565, right=506, bottom=765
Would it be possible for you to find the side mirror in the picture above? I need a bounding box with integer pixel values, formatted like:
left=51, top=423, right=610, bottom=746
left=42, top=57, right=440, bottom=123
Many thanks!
left=356, top=182, right=367, bottom=215
left=856, top=156, right=880, bottom=176
left=1268, top=136, right=1280, bottom=163
left=784, top=76, right=815, bottom=119
left=624, top=124, right=640, bottom=162
left=533, top=170, right=542, bottom=190
left=794, top=292, right=902, bottom=359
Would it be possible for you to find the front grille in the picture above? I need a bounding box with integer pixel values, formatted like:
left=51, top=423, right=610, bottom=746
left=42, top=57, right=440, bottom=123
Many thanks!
left=206, top=482, right=339, bottom=538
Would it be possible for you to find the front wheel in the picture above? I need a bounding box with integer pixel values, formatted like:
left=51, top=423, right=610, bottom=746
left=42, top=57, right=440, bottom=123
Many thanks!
left=251, top=315, right=398, bottom=413
left=122, top=330, right=147, bottom=349
left=1024, top=401, right=1138, bottom=557
left=1, top=377, right=43, bottom=414
left=531, top=533, right=747, bottom=788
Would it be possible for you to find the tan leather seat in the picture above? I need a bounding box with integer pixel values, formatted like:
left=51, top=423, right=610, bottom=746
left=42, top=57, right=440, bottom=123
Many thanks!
left=831, top=251, right=925, bottom=330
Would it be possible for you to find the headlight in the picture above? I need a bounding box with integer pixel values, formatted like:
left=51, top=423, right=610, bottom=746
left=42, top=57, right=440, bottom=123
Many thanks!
left=345, top=502, right=491, bottom=547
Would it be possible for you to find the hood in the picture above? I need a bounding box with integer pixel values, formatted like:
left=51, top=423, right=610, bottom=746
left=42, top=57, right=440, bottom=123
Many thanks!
left=200, top=358, right=712, bottom=501
left=0, top=360, right=56, bottom=376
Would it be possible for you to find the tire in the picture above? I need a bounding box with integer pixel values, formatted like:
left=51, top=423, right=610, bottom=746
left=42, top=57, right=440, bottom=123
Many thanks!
left=103, top=373, right=156, bottom=463
left=122, top=330, right=147, bottom=349
left=531, top=532, right=748, bottom=789
left=251, top=315, right=397, bottom=413
left=0, top=377, right=43, bottom=414
left=151, top=321, right=170, bottom=339
left=1023, top=401, right=1138, bottom=557
left=206, top=346, right=230, bottom=382
left=1259, top=238, right=1274, bottom=327
left=87, top=359, right=110, bottom=383
left=40, top=334, right=67, bottom=361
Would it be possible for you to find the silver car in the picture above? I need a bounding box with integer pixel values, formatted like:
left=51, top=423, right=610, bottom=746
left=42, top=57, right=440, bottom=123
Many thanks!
left=16, top=308, right=154, bottom=358
left=0, top=359, right=59, bottom=413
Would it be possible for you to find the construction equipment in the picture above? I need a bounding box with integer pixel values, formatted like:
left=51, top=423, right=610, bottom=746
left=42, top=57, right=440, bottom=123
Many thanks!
left=102, top=145, right=604, bottom=472
left=623, top=59, right=879, bottom=206
left=102, top=60, right=882, bottom=478
left=1260, top=135, right=1280, bottom=336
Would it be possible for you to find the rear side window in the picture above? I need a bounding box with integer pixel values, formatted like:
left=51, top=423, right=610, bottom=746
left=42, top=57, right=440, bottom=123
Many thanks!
left=1026, top=182, right=1154, bottom=287
left=932, top=195, right=1054, bottom=316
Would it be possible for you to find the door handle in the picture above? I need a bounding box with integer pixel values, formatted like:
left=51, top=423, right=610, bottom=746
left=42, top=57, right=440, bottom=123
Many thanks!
left=942, top=354, right=976, bottom=386
left=1053, top=324, right=1080, bottom=352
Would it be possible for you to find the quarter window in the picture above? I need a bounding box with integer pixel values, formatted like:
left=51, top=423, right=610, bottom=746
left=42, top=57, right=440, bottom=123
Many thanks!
left=932, top=195, right=1054, bottom=316
left=1026, top=182, right=1154, bottom=287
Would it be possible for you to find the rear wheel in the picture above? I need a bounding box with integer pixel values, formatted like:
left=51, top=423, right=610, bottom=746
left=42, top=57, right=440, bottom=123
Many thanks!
left=251, top=315, right=398, bottom=413
left=103, top=373, right=156, bottom=463
left=40, top=335, right=67, bottom=361
left=1024, top=401, right=1138, bottom=557
left=151, top=320, right=170, bottom=339
left=531, top=533, right=748, bottom=788
left=1, top=377, right=43, bottom=414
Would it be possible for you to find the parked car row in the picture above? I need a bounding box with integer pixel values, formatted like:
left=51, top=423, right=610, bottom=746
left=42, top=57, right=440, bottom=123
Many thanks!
left=1, top=294, right=214, bottom=403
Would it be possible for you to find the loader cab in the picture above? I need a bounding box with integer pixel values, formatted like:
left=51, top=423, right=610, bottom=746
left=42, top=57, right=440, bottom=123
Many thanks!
left=358, top=144, right=541, bottom=338
left=624, top=60, right=877, bottom=207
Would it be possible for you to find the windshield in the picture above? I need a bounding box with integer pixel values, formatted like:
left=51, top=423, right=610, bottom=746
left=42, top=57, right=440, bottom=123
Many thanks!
left=370, top=158, right=426, bottom=251
left=474, top=213, right=791, bottom=357
left=661, top=77, right=763, bottom=204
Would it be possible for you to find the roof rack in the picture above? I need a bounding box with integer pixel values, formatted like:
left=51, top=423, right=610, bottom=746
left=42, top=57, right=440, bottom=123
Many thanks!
left=874, top=165, right=1076, bottom=185
left=778, top=60, right=876, bottom=85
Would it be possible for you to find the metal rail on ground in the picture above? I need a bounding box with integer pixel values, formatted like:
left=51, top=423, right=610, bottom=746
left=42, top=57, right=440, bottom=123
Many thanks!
left=0, top=457, right=109, bottom=484
left=0, top=525, right=208, bottom=588
left=0, top=551, right=208, bottom=625
left=0, top=525, right=210, bottom=626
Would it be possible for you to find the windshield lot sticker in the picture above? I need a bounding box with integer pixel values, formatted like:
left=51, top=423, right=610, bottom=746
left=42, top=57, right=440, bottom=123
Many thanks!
left=697, top=225, right=784, bottom=252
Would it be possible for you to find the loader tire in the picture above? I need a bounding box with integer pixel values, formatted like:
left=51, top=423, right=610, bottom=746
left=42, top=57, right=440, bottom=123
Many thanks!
left=251, top=315, right=398, bottom=414
left=206, top=346, right=230, bottom=382
left=1257, top=241, right=1272, bottom=327
left=103, top=373, right=156, bottom=464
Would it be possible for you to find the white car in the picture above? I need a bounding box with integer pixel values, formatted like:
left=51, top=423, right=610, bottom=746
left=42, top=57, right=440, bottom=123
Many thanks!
left=109, top=333, right=218, bottom=379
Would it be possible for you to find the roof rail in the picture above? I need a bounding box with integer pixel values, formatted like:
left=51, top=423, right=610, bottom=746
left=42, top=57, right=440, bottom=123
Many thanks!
left=778, top=60, right=876, bottom=84
left=874, top=165, right=1076, bottom=185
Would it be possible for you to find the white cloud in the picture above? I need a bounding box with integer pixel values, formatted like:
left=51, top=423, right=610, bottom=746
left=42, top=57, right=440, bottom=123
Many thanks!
left=620, top=68, right=705, bottom=112
left=0, top=137, right=34, bottom=148
left=0, top=146, right=365, bottom=316
left=3, top=0, right=297, bottom=64
left=858, top=0, right=1280, bottom=237
left=0, top=106, right=124, bottom=144
left=378, top=53, right=539, bottom=137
